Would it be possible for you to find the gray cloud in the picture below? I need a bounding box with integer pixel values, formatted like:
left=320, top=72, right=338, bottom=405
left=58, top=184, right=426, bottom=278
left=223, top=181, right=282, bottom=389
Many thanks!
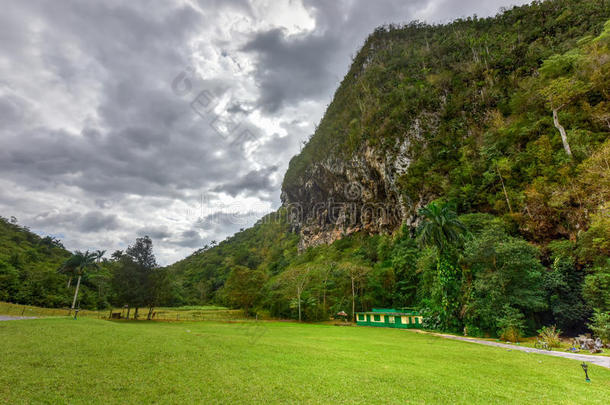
left=0, top=0, right=529, bottom=264
left=79, top=211, right=120, bottom=232
left=138, top=225, right=172, bottom=241
left=31, top=210, right=119, bottom=233
left=174, top=229, right=206, bottom=248
left=242, top=28, right=341, bottom=112
left=213, top=165, right=278, bottom=197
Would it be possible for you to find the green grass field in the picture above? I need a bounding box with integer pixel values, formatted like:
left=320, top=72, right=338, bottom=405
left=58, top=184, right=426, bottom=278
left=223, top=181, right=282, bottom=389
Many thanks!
left=1, top=318, right=608, bottom=404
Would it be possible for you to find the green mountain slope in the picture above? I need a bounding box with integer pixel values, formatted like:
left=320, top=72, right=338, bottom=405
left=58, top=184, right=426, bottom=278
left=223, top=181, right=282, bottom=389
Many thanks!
left=0, top=216, right=71, bottom=306
left=282, top=0, right=610, bottom=246
left=167, top=1, right=610, bottom=335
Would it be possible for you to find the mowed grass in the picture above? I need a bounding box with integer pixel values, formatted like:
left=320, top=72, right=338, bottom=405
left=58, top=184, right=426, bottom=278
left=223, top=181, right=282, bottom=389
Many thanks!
left=1, top=318, right=609, bottom=404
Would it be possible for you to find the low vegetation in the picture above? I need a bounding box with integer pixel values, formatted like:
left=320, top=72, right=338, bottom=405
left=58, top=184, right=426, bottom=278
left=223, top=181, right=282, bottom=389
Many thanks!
left=537, top=325, right=563, bottom=348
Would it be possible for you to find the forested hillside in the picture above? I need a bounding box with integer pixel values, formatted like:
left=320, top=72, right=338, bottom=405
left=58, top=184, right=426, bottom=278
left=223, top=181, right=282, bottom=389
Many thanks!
left=168, top=0, right=609, bottom=338
left=0, top=216, right=72, bottom=307
left=0, top=217, right=171, bottom=313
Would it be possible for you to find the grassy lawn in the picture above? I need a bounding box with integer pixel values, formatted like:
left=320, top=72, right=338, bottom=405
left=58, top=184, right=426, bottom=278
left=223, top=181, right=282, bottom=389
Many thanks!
left=1, top=318, right=609, bottom=404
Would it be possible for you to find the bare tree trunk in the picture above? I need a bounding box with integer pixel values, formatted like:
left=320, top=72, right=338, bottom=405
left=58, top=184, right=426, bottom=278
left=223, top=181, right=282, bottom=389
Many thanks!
left=297, top=288, right=302, bottom=322
left=147, top=306, right=154, bottom=320
left=67, top=276, right=72, bottom=289
left=134, top=307, right=139, bottom=320
left=71, top=275, right=81, bottom=310
left=126, top=307, right=130, bottom=320
left=553, top=109, right=572, bottom=157
left=496, top=166, right=513, bottom=213
left=322, top=284, right=327, bottom=316
left=351, top=276, right=356, bottom=322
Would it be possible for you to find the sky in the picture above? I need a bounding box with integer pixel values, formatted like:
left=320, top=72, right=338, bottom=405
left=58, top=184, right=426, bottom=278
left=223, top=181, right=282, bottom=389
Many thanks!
left=0, top=0, right=530, bottom=265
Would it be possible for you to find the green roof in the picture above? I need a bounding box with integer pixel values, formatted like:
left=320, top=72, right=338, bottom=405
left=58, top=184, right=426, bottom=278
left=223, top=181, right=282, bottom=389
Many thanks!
left=357, top=308, right=420, bottom=316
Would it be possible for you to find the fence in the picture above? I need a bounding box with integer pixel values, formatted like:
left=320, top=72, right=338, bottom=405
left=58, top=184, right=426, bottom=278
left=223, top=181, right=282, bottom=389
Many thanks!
left=0, top=302, right=244, bottom=321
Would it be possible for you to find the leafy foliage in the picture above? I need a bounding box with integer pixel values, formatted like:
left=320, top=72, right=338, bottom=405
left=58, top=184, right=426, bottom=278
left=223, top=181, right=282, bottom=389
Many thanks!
left=537, top=325, right=562, bottom=348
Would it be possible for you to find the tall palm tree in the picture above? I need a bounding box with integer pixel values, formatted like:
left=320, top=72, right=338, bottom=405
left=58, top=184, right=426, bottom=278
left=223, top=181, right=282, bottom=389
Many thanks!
left=63, top=250, right=99, bottom=312
left=418, top=202, right=467, bottom=329
left=95, top=249, right=106, bottom=263
left=418, top=201, right=466, bottom=254
left=59, top=260, right=76, bottom=288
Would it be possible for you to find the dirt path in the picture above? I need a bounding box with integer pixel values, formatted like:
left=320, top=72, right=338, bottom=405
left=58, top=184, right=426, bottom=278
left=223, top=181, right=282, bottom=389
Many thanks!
left=408, top=329, right=610, bottom=369
left=0, top=315, right=38, bottom=321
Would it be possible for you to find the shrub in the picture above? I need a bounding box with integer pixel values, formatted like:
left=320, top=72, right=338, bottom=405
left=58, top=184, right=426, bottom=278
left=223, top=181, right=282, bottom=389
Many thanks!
left=463, top=324, right=483, bottom=337
left=588, top=311, right=610, bottom=344
left=420, top=306, right=442, bottom=330
left=497, top=306, right=526, bottom=342
left=537, top=325, right=562, bottom=348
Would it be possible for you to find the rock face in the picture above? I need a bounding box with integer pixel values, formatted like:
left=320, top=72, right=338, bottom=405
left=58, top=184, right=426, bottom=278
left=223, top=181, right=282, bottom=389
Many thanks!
left=281, top=141, right=417, bottom=250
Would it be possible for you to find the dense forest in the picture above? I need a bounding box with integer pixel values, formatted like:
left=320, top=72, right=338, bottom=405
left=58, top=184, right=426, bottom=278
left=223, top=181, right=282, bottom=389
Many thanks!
left=0, top=216, right=173, bottom=316
left=1, top=0, right=609, bottom=340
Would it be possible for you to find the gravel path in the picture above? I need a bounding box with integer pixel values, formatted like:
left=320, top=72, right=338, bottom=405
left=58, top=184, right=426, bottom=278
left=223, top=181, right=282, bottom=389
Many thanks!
left=0, top=315, right=38, bottom=321
left=408, top=329, right=610, bottom=369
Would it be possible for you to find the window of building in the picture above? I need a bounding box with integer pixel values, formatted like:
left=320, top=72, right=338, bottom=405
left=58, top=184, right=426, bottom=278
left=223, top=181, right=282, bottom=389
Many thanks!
left=373, top=314, right=381, bottom=321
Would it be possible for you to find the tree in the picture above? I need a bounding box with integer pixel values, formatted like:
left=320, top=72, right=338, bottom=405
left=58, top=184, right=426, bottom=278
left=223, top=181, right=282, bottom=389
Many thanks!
left=144, top=267, right=171, bottom=320
left=111, top=254, right=142, bottom=319
left=127, top=236, right=157, bottom=319
left=537, top=51, right=591, bottom=157
left=338, top=262, right=371, bottom=322
left=126, top=236, right=157, bottom=269
left=281, top=266, right=311, bottom=321
left=418, top=202, right=467, bottom=330
left=59, top=260, right=76, bottom=288
left=461, top=228, right=546, bottom=335
left=112, top=237, right=160, bottom=320
left=95, top=250, right=106, bottom=263
left=110, top=250, right=123, bottom=261
left=224, top=266, right=267, bottom=315
left=418, top=202, right=467, bottom=253
left=62, top=251, right=99, bottom=313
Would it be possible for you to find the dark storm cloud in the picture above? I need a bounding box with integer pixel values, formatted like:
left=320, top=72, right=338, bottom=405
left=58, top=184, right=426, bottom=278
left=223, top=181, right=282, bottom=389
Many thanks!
left=174, top=229, right=206, bottom=248
left=242, top=28, right=341, bottom=112
left=138, top=225, right=172, bottom=240
left=212, top=165, right=278, bottom=196
left=31, top=210, right=119, bottom=232
left=79, top=211, right=120, bottom=232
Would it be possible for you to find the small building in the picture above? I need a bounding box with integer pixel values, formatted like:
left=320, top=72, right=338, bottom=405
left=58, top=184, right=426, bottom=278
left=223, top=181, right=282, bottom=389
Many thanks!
left=355, top=308, right=423, bottom=329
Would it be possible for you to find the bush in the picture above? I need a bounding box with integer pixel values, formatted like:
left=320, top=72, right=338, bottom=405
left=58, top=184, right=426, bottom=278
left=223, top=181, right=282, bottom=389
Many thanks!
left=537, top=325, right=562, bottom=348
left=497, top=306, right=526, bottom=342
left=420, top=305, right=442, bottom=330
left=463, top=324, right=483, bottom=337
left=588, top=311, right=610, bottom=344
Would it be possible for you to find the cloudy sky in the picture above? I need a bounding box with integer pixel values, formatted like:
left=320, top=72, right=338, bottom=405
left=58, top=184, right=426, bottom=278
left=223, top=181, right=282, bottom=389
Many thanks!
left=0, top=0, right=529, bottom=264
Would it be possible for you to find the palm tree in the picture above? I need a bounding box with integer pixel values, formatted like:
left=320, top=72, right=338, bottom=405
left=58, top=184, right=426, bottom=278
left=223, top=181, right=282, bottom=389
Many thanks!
left=63, top=250, right=99, bottom=312
left=418, top=202, right=467, bottom=329
left=59, top=260, right=76, bottom=288
left=418, top=201, right=466, bottom=254
left=95, top=249, right=106, bottom=263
